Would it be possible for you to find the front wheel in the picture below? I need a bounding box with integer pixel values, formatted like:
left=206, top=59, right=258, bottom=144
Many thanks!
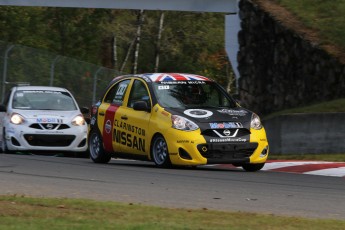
left=242, top=163, right=265, bottom=172
left=151, top=135, right=172, bottom=168
left=88, top=129, right=111, bottom=163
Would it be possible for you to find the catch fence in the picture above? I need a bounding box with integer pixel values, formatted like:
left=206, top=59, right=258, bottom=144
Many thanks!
left=0, top=41, right=122, bottom=107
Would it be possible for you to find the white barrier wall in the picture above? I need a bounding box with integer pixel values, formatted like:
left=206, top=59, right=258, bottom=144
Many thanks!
left=264, top=113, right=345, bottom=154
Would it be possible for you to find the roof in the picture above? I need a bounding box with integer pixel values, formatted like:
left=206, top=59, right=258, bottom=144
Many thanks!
left=13, top=85, right=70, bottom=92
left=142, top=73, right=211, bottom=82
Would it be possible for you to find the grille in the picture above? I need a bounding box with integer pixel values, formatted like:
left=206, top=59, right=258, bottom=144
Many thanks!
left=197, top=142, right=258, bottom=160
left=29, top=123, right=70, bottom=130
left=24, top=134, right=75, bottom=147
left=201, top=128, right=250, bottom=138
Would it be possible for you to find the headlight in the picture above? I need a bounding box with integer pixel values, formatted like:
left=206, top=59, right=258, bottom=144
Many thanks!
left=10, top=113, right=25, bottom=125
left=171, top=115, right=199, bottom=131
left=250, top=113, right=262, bottom=130
left=71, top=115, right=85, bottom=126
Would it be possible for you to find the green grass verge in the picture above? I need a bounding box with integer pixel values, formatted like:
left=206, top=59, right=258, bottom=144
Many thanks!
left=274, top=0, right=345, bottom=50
left=263, top=98, right=345, bottom=120
left=1, top=195, right=345, bottom=230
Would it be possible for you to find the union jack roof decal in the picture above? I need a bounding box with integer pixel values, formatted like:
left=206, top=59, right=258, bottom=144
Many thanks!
left=143, top=73, right=210, bottom=82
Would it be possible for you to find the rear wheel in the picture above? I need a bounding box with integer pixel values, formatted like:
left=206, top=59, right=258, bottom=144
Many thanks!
left=242, top=163, right=265, bottom=172
left=89, top=129, right=111, bottom=163
left=151, top=135, right=171, bottom=168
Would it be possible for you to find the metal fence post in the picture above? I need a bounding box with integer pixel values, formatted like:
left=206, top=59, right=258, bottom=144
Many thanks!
left=1, top=44, right=15, bottom=103
left=50, top=56, right=61, bottom=86
left=92, top=67, right=103, bottom=105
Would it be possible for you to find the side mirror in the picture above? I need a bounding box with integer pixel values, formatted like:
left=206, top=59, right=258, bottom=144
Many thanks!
left=133, top=101, right=151, bottom=112
left=0, top=104, right=7, bottom=112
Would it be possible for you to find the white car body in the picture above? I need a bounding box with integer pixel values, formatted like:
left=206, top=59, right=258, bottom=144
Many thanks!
left=0, top=86, right=88, bottom=153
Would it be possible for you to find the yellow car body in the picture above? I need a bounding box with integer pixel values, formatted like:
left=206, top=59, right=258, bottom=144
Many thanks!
left=88, top=73, right=269, bottom=171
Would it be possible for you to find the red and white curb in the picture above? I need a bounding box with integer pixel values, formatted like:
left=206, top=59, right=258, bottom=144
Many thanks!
left=213, top=160, right=345, bottom=177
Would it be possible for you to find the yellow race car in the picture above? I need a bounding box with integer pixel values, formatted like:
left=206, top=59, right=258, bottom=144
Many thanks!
left=88, top=73, right=269, bottom=171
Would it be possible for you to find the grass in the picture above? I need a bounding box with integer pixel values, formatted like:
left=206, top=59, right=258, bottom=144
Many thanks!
left=1, top=195, right=345, bottom=230
left=263, top=98, right=345, bottom=120
left=274, top=0, right=345, bottom=50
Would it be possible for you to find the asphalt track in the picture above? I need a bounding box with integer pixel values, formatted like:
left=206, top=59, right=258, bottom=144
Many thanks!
left=0, top=153, right=344, bottom=220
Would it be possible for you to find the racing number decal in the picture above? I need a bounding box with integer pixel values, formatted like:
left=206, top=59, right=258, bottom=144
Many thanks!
left=102, top=105, right=119, bottom=152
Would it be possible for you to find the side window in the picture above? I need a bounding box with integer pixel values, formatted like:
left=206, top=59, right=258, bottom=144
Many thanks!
left=103, top=80, right=130, bottom=106
left=127, top=80, right=151, bottom=108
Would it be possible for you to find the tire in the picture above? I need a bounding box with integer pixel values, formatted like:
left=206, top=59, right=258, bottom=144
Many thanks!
left=88, top=129, right=111, bottom=163
left=242, top=163, right=265, bottom=172
left=151, top=135, right=172, bottom=168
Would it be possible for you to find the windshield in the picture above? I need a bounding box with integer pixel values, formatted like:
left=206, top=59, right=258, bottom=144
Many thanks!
left=12, top=90, right=78, bottom=111
left=152, top=81, right=237, bottom=109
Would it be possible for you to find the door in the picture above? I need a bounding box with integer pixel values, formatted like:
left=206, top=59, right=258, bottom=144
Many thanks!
left=97, top=79, right=131, bottom=153
left=116, top=79, right=152, bottom=155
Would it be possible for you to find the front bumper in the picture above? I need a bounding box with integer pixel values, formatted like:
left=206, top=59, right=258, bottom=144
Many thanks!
left=4, top=124, right=88, bottom=152
left=165, top=127, right=269, bottom=166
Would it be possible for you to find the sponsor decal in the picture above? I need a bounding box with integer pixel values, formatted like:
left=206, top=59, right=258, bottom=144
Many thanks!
left=159, top=81, right=206, bottom=85
left=209, top=122, right=243, bottom=129
left=114, top=119, right=146, bottom=136
left=22, top=90, right=62, bottom=94
left=184, top=109, right=213, bottom=118
left=102, top=105, right=119, bottom=152
left=177, top=140, right=190, bottom=143
left=158, top=85, right=169, bottom=90
left=105, top=119, right=112, bottom=134
left=36, top=118, right=62, bottom=123
left=161, top=81, right=187, bottom=85
left=113, top=119, right=146, bottom=152
left=35, top=131, right=63, bottom=134
left=217, top=109, right=248, bottom=116
left=210, top=138, right=247, bottom=143
left=113, top=129, right=145, bottom=152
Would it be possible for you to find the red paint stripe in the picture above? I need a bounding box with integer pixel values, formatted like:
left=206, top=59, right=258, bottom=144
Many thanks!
left=270, top=163, right=345, bottom=173
left=102, top=105, right=119, bottom=152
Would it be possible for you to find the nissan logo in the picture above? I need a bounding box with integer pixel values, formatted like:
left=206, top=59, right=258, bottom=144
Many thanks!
left=46, top=124, right=54, bottom=129
left=223, top=129, right=231, bottom=136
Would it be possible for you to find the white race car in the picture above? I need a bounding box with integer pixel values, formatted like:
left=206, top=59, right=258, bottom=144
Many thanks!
left=0, top=85, right=89, bottom=155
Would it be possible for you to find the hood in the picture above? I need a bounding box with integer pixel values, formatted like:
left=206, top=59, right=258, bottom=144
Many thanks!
left=164, top=107, right=253, bottom=129
left=13, top=109, right=81, bottom=122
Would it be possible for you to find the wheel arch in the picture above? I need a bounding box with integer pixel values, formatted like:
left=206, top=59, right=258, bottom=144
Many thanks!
left=148, top=132, right=165, bottom=161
